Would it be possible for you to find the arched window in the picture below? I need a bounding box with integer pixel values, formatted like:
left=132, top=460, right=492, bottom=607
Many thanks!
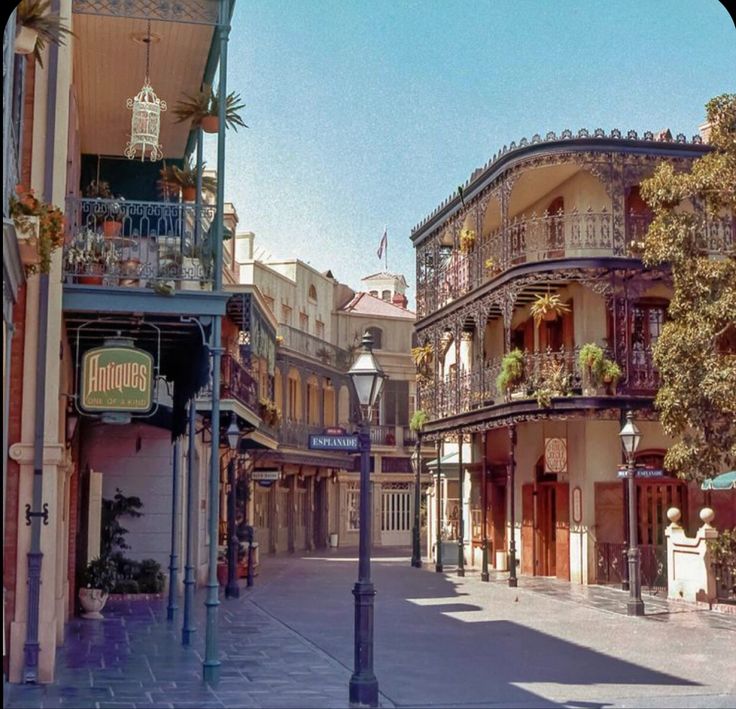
left=366, top=326, right=382, bottom=350
left=308, top=284, right=318, bottom=302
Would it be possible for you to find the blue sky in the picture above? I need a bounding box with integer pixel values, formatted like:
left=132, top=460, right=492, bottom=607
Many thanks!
left=209, top=0, right=735, bottom=305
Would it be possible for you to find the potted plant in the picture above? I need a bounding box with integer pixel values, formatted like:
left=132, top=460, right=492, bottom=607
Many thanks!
left=259, top=398, right=281, bottom=427
left=484, top=257, right=499, bottom=276
left=601, top=359, right=622, bottom=394
left=409, top=409, right=428, bottom=433
left=459, top=228, right=476, bottom=253
left=173, top=84, right=248, bottom=133
left=411, top=343, right=433, bottom=377
left=15, top=0, right=74, bottom=67
left=79, top=556, right=118, bottom=619
left=578, top=343, right=605, bottom=395
left=64, top=227, right=118, bottom=285
left=496, top=349, right=525, bottom=399
left=530, top=292, right=571, bottom=326
left=10, top=185, right=64, bottom=274
left=164, top=159, right=218, bottom=202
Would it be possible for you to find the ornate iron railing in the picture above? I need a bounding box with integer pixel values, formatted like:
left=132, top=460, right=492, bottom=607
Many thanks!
left=278, top=323, right=352, bottom=370
left=220, top=354, right=259, bottom=416
left=416, top=212, right=733, bottom=318
left=62, top=196, right=217, bottom=288
left=369, top=424, right=396, bottom=446
left=595, top=541, right=667, bottom=594
left=279, top=420, right=323, bottom=447
left=419, top=345, right=658, bottom=421
left=712, top=561, right=735, bottom=603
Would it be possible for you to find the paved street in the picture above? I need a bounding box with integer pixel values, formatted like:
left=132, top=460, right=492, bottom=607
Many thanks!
left=6, top=547, right=736, bottom=709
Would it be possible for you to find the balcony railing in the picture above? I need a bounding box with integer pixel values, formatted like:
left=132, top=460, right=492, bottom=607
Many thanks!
left=62, top=196, right=217, bottom=288
left=420, top=345, right=659, bottom=421
left=417, top=211, right=733, bottom=317
left=199, top=354, right=259, bottom=418
left=278, top=323, right=352, bottom=370
left=279, top=420, right=324, bottom=448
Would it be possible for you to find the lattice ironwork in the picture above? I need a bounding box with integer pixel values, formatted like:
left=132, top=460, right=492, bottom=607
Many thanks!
left=72, top=0, right=221, bottom=26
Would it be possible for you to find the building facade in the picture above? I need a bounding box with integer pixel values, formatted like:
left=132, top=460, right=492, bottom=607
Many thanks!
left=411, top=126, right=733, bottom=587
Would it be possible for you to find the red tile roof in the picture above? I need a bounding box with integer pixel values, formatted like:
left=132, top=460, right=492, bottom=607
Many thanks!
left=339, top=292, right=415, bottom=319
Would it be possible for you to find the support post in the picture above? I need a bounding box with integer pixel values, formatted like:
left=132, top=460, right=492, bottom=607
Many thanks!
left=435, top=439, right=443, bottom=573
left=182, top=401, right=197, bottom=645
left=627, top=456, right=644, bottom=616
left=411, top=435, right=422, bottom=568
left=349, top=422, right=378, bottom=707
left=457, top=434, right=465, bottom=577
left=225, top=456, right=240, bottom=599
left=508, top=423, right=518, bottom=588
left=481, top=430, right=489, bottom=582
left=167, top=438, right=181, bottom=620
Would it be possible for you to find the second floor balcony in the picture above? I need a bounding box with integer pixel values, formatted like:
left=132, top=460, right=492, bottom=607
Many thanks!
left=198, top=353, right=260, bottom=426
left=63, top=196, right=217, bottom=291
left=419, top=345, right=660, bottom=422
left=278, top=323, right=352, bottom=370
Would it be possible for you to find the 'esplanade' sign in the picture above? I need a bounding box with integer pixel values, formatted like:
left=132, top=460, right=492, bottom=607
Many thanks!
left=81, top=346, right=153, bottom=413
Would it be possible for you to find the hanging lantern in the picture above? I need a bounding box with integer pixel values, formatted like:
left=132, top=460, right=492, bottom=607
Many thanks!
left=125, top=22, right=166, bottom=161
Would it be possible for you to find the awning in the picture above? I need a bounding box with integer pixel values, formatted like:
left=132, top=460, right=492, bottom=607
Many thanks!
left=700, top=471, right=736, bottom=491
left=426, top=452, right=460, bottom=476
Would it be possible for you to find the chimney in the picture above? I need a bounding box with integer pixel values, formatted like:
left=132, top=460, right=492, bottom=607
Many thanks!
left=392, top=293, right=408, bottom=309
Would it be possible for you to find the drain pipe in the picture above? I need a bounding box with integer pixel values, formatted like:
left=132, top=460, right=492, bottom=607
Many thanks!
left=167, top=438, right=181, bottom=620
left=23, top=8, right=60, bottom=681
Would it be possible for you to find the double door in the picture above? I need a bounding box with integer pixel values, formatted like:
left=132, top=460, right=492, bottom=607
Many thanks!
left=521, top=482, right=570, bottom=580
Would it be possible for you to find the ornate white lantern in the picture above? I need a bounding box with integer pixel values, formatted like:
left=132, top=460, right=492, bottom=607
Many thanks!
left=125, top=78, right=166, bottom=161
left=124, top=23, right=166, bottom=161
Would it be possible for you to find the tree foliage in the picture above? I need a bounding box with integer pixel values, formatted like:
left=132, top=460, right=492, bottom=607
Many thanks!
left=640, top=94, right=736, bottom=483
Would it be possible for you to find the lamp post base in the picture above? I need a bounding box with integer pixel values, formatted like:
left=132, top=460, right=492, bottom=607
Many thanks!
left=435, top=563, right=443, bottom=573
left=349, top=675, right=379, bottom=708
left=508, top=577, right=518, bottom=588
left=627, top=599, right=645, bottom=616
left=411, top=559, right=422, bottom=569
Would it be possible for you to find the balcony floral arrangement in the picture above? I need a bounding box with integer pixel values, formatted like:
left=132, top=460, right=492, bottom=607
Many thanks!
left=411, top=343, right=433, bottom=380
left=15, top=0, right=75, bottom=68
left=172, top=84, right=248, bottom=133
left=530, top=292, right=570, bottom=326
left=496, top=349, right=525, bottom=398
left=600, top=359, right=622, bottom=394
left=65, top=227, right=118, bottom=284
left=459, top=228, right=476, bottom=253
left=533, top=359, right=570, bottom=408
left=409, top=409, right=428, bottom=433
left=259, top=397, right=281, bottom=427
left=484, top=257, right=500, bottom=275
left=83, top=179, right=126, bottom=236
left=10, top=185, right=64, bottom=274
left=577, top=343, right=621, bottom=394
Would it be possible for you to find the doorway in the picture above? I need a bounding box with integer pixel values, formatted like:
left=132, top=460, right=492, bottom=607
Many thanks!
left=521, top=481, right=570, bottom=580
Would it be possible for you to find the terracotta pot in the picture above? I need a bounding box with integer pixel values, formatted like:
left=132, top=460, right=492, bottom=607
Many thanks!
left=103, top=220, right=122, bottom=237
left=15, top=26, right=38, bottom=54
left=201, top=115, right=219, bottom=133
left=543, top=310, right=559, bottom=322
left=79, top=588, right=109, bottom=619
left=119, top=258, right=141, bottom=287
left=217, top=562, right=228, bottom=587
left=78, top=263, right=104, bottom=285
left=182, top=185, right=197, bottom=202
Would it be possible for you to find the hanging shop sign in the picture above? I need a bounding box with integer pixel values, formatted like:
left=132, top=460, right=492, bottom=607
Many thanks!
left=544, top=437, right=568, bottom=474
left=81, top=346, right=153, bottom=413
left=252, top=469, right=280, bottom=488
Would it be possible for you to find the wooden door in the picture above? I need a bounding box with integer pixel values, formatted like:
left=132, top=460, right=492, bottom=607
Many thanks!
left=490, top=482, right=506, bottom=563
left=537, top=485, right=556, bottom=576
left=555, top=482, right=570, bottom=581
left=521, top=483, right=535, bottom=575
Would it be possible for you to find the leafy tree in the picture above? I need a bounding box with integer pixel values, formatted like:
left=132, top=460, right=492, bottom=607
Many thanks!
left=640, top=94, right=736, bottom=483
left=101, top=488, right=143, bottom=558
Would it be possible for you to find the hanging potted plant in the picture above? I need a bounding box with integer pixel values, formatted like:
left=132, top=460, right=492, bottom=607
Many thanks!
left=409, top=409, right=428, bottom=433
left=10, top=185, right=64, bottom=274
left=15, top=0, right=75, bottom=67
left=166, top=159, right=218, bottom=202
left=577, top=342, right=605, bottom=395
left=496, top=349, right=525, bottom=400
left=411, top=343, right=433, bottom=377
left=79, top=556, right=118, bottom=619
left=65, top=227, right=118, bottom=285
left=600, top=359, right=622, bottom=395
left=173, top=84, right=248, bottom=134
left=459, top=228, right=476, bottom=253
left=530, top=292, right=571, bottom=326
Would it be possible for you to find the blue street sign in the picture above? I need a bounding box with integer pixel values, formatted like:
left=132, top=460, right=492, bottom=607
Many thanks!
left=308, top=434, right=360, bottom=451
left=616, top=465, right=665, bottom=479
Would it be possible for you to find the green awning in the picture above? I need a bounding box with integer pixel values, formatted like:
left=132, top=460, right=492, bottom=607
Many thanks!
left=701, top=471, right=736, bottom=491
left=426, top=451, right=459, bottom=473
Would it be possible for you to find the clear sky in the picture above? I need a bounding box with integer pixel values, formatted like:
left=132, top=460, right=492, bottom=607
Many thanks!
left=208, top=0, right=735, bottom=305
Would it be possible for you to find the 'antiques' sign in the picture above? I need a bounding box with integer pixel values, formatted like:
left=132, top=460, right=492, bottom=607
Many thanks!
left=81, top=346, right=153, bottom=413
left=544, top=437, right=568, bottom=474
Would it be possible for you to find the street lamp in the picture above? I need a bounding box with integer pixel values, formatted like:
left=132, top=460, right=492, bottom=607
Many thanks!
left=347, top=331, right=386, bottom=708
left=411, top=439, right=422, bottom=568
left=225, top=413, right=241, bottom=600
left=619, top=410, right=644, bottom=616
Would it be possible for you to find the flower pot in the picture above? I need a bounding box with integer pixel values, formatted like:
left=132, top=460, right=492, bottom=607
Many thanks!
left=79, top=588, right=109, bottom=619
left=181, top=185, right=197, bottom=202
left=201, top=115, right=219, bottom=133
left=77, top=262, right=105, bottom=285
left=103, top=220, right=122, bottom=237
left=119, top=258, right=141, bottom=287
left=543, top=310, right=559, bottom=322
left=15, top=26, right=38, bottom=55
left=217, top=562, right=228, bottom=587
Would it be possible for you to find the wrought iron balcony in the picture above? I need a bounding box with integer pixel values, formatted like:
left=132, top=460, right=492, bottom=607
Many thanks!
left=419, top=345, right=659, bottom=421
left=278, top=323, right=352, bottom=370
left=199, top=354, right=259, bottom=419
left=417, top=210, right=733, bottom=317
left=62, top=196, right=217, bottom=289
left=279, top=420, right=324, bottom=447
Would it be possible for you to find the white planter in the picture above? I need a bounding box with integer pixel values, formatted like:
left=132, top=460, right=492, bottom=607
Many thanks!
left=14, top=215, right=41, bottom=267
left=78, top=588, right=109, bottom=619
left=15, top=26, right=38, bottom=55
left=329, top=533, right=339, bottom=548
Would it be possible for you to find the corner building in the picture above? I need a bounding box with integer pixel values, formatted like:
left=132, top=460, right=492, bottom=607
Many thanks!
left=411, top=126, right=734, bottom=586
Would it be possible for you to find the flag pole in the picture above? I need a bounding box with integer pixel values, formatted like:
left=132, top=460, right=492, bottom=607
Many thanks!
left=384, top=225, right=388, bottom=270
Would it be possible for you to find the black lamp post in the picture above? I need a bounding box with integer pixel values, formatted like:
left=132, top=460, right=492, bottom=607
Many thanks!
left=619, top=410, right=644, bottom=616
left=435, top=439, right=443, bottom=573
left=348, top=331, right=386, bottom=708
left=411, top=438, right=422, bottom=568
left=508, top=423, right=518, bottom=588
left=481, top=430, right=489, bottom=582
left=225, top=413, right=240, bottom=600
